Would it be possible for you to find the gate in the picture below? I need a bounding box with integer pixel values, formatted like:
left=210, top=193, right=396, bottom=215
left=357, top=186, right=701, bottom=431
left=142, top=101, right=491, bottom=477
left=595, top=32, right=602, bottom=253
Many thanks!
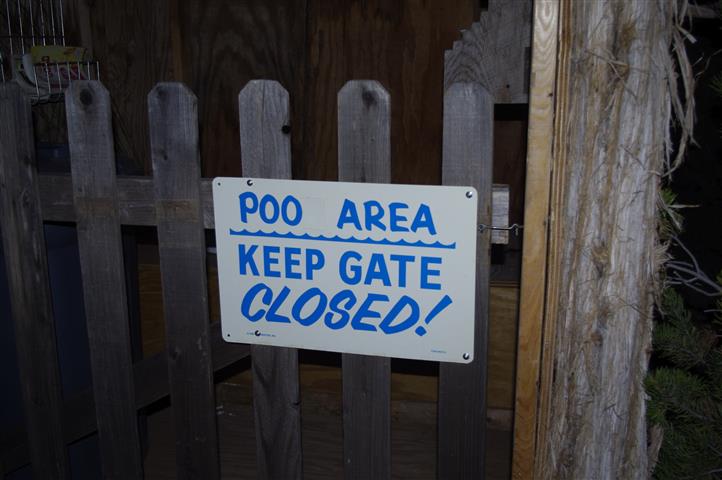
left=0, top=76, right=497, bottom=478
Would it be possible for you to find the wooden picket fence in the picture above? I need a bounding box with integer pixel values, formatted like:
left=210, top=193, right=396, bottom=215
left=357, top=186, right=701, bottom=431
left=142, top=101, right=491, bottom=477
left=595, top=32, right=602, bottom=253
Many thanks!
left=0, top=78, right=493, bottom=479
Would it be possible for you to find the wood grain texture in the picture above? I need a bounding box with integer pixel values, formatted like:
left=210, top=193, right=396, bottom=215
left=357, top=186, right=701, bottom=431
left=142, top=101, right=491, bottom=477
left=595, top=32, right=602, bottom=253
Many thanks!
left=302, top=0, right=476, bottom=184
left=1, top=322, right=249, bottom=475
left=64, top=1, right=173, bottom=173
left=178, top=0, right=307, bottom=177
left=38, top=174, right=511, bottom=241
left=511, top=1, right=560, bottom=478
left=444, top=0, right=531, bottom=103
left=145, top=388, right=514, bottom=480
left=149, top=82, right=220, bottom=479
left=0, top=84, right=69, bottom=479
left=238, top=80, right=303, bottom=480
left=65, top=81, right=143, bottom=479
left=438, top=82, right=493, bottom=479
left=337, top=80, right=391, bottom=480
left=536, top=1, right=673, bottom=477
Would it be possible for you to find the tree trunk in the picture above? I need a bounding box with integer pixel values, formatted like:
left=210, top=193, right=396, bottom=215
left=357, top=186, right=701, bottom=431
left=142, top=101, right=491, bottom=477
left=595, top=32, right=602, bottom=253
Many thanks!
left=537, top=1, right=679, bottom=478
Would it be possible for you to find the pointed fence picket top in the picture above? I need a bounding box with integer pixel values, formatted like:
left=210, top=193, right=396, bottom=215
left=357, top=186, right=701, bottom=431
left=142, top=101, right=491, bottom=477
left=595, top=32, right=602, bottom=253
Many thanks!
left=65, top=80, right=144, bottom=478
left=338, top=80, right=392, bottom=480
left=239, top=79, right=303, bottom=480
left=0, top=84, right=70, bottom=479
left=149, top=82, right=220, bottom=479
left=438, top=81, right=493, bottom=479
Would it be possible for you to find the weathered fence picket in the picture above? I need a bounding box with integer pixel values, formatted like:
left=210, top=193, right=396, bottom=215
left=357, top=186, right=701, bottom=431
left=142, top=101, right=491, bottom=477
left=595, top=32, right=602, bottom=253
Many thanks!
left=438, top=82, right=493, bottom=478
left=149, top=83, right=220, bottom=479
left=239, top=80, right=303, bottom=479
left=338, top=80, right=393, bottom=480
left=0, top=84, right=69, bottom=479
left=66, top=81, right=144, bottom=478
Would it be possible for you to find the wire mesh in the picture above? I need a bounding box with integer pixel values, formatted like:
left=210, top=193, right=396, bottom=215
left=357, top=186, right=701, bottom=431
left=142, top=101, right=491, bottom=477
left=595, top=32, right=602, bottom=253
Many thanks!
left=1, top=0, right=99, bottom=103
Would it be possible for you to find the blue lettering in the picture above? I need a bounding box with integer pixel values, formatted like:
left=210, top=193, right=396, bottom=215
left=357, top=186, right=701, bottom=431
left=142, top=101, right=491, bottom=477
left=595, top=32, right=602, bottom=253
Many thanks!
left=379, top=296, right=419, bottom=334
left=324, top=290, right=357, bottom=330
left=420, top=257, right=442, bottom=290
left=259, top=194, right=280, bottom=224
left=281, top=195, right=302, bottom=226
left=238, top=244, right=259, bottom=276
left=292, top=288, right=327, bottom=326
left=339, top=250, right=363, bottom=285
left=364, top=253, right=391, bottom=286
left=388, top=202, right=409, bottom=232
left=336, top=199, right=361, bottom=230
left=306, top=249, right=325, bottom=280
left=284, top=247, right=302, bottom=279
left=415, top=294, right=453, bottom=336
left=389, top=254, right=414, bottom=288
left=267, top=286, right=291, bottom=323
left=411, top=204, right=437, bottom=235
left=263, top=245, right=281, bottom=278
left=240, top=283, right=271, bottom=321
left=363, top=200, right=386, bottom=231
left=239, top=191, right=258, bottom=223
left=351, top=293, right=388, bottom=331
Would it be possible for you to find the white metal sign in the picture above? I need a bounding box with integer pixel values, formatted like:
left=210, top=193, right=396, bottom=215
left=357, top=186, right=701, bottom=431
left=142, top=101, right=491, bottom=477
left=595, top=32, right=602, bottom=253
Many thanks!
left=212, top=178, right=478, bottom=363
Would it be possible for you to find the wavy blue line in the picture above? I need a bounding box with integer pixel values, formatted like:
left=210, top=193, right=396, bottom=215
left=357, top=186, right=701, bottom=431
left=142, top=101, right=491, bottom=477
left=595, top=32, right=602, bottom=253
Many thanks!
left=228, top=229, right=456, bottom=250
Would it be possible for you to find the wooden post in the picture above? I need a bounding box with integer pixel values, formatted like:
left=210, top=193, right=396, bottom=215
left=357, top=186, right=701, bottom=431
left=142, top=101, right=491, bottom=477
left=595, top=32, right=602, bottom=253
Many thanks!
left=534, top=1, right=676, bottom=477
left=0, top=84, right=69, bottom=479
left=66, top=81, right=143, bottom=479
left=238, top=80, right=303, bottom=479
left=149, top=82, right=220, bottom=479
left=337, top=80, right=392, bottom=480
left=438, top=82, right=493, bottom=479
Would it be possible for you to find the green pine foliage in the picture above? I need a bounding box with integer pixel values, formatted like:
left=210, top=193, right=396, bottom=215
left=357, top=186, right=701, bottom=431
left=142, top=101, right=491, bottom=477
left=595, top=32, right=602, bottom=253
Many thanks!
left=646, top=289, right=722, bottom=479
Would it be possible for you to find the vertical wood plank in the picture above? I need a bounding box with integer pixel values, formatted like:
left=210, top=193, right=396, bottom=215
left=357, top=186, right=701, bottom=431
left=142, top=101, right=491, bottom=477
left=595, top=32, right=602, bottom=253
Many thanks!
left=0, top=84, right=69, bottom=479
left=238, top=80, right=302, bottom=479
left=438, top=82, right=493, bottom=479
left=512, top=1, right=560, bottom=477
left=149, top=82, right=220, bottom=479
left=337, top=80, right=391, bottom=480
left=65, top=81, right=143, bottom=479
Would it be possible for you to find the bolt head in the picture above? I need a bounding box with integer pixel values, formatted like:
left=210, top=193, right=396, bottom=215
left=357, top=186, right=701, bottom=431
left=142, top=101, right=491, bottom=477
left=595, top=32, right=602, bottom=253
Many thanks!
left=247, top=179, right=254, bottom=186
left=466, top=191, right=473, bottom=198
left=463, top=352, right=470, bottom=360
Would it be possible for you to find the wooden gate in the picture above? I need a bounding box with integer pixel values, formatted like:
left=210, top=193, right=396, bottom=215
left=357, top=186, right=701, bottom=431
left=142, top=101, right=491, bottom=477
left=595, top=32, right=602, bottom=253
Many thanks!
left=0, top=77, right=495, bottom=479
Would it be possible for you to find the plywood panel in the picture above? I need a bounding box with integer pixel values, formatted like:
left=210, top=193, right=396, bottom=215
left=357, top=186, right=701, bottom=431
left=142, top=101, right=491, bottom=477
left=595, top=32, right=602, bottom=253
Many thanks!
left=79, top=1, right=173, bottom=173
left=178, top=0, right=308, bottom=177
left=302, top=0, right=477, bottom=183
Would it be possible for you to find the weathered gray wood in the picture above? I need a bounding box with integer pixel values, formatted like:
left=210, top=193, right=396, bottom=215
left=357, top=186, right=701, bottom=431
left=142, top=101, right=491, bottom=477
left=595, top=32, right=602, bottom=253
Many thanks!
left=0, top=83, right=69, bottom=479
left=1, top=321, right=250, bottom=475
left=444, top=0, right=532, bottom=103
left=492, top=185, right=510, bottom=244
left=149, top=82, right=220, bottom=479
left=238, top=80, right=302, bottom=480
left=438, top=82, right=493, bottom=479
left=65, top=81, right=143, bottom=479
left=337, top=80, right=391, bottom=480
left=39, top=174, right=510, bottom=241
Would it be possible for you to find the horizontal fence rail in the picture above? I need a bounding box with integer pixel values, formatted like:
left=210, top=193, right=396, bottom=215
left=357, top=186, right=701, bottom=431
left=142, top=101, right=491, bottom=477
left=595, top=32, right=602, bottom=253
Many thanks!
left=1, top=78, right=495, bottom=479
left=35, top=174, right=510, bottom=238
